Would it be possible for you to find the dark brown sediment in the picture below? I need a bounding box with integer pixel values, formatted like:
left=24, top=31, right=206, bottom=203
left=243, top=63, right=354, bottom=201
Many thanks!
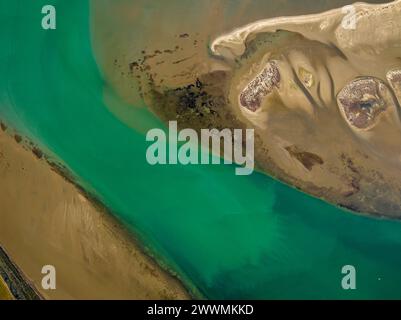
left=337, top=78, right=389, bottom=129
left=14, top=134, right=22, bottom=143
left=239, top=61, right=280, bottom=111
left=285, top=145, right=324, bottom=171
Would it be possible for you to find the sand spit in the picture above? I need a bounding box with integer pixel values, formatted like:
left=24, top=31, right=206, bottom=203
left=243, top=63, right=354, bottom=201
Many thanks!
left=100, top=0, right=401, bottom=217
left=211, top=0, right=401, bottom=60
left=0, top=126, right=190, bottom=300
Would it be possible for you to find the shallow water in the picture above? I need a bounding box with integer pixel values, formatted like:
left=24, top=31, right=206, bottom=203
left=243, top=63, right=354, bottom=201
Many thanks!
left=1, top=0, right=401, bottom=299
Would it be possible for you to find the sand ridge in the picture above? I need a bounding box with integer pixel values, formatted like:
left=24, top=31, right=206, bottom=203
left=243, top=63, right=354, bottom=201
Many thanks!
left=0, top=125, right=190, bottom=300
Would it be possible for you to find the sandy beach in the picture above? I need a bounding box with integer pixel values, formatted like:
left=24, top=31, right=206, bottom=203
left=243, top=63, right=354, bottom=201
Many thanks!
left=0, top=125, right=190, bottom=300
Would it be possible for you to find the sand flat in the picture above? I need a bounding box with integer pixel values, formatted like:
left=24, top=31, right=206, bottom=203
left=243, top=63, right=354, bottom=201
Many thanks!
left=0, top=128, right=190, bottom=300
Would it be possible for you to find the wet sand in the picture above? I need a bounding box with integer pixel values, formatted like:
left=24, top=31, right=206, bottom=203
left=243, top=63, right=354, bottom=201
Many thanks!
left=0, top=126, right=190, bottom=300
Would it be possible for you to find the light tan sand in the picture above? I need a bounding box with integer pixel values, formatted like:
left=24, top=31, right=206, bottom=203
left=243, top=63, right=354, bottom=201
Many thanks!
left=211, top=1, right=401, bottom=56
left=0, top=129, right=190, bottom=300
left=90, top=0, right=389, bottom=132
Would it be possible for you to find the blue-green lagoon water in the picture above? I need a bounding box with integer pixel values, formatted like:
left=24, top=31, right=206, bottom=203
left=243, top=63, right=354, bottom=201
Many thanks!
left=1, top=0, right=401, bottom=299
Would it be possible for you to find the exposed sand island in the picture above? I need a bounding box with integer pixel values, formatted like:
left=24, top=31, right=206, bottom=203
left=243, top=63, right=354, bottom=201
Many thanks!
left=92, top=0, right=401, bottom=218
left=0, top=125, right=189, bottom=300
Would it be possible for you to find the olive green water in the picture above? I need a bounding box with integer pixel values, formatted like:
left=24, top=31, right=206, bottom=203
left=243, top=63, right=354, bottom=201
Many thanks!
left=1, top=0, right=401, bottom=299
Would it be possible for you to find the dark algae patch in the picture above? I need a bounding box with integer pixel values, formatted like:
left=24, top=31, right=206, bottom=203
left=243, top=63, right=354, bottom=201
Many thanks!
left=14, top=134, right=22, bottom=143
left=32, top=147, right=43, bottom=159
left=285, top=145, right=324, bottom=171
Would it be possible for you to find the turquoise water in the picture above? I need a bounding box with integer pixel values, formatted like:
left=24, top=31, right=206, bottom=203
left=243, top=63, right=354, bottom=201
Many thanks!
left=1, top=0, right=401, bottom=299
